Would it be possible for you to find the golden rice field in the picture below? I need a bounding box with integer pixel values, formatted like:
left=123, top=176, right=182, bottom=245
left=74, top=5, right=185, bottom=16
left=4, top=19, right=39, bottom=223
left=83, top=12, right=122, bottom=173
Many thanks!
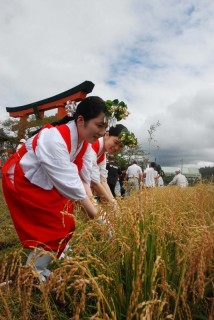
left=0, top=181, right=213, bottom=320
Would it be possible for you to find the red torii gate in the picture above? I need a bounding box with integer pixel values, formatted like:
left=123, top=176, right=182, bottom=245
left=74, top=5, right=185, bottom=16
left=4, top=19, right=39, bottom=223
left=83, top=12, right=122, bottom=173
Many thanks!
left=6, top=81, right=95, bottom=135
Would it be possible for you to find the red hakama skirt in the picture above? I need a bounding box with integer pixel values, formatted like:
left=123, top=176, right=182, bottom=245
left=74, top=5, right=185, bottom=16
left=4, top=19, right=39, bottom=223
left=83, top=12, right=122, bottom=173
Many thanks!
left=2, top=148, right=75, bottom=255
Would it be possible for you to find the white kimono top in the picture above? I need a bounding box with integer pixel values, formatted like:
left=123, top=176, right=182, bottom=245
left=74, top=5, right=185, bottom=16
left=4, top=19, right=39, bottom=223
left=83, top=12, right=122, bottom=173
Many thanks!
left=91, top=137, right=108, bottom=184
left=16, top=121, right=92, bottom=200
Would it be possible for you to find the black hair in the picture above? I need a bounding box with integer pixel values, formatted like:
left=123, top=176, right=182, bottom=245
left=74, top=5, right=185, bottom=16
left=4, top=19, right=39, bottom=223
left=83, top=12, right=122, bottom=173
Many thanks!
left=108, top=124, right=127, bottom=137
left=108, top=154, right=115, bottom=160
left=150, top=162, right=156, bottom=168
left=51, top=96, right=105, bottom=126
left=31, top=96, right=105, bottom=136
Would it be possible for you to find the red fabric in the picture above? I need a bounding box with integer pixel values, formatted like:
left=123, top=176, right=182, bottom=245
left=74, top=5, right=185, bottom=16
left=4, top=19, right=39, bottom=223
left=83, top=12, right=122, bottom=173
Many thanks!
left=32, top=124, right=88, bottom=172
left=2, top=123, right=88, bottom=255
left=2, top=150, right=75, bottom=254
left=32, top=124, right=53, bottom=152
left=56, top=124, right=88, bottom=172
left=92, top=140, right=105, bottom=164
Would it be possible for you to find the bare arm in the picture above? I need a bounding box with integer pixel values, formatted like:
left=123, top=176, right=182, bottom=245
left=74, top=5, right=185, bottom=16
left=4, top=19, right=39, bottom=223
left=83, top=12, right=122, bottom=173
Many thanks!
left=169, top=176, right=177, bottom=185
left=101, top=180, right=115, bottom=199
left=80, top=197, right=98, bottom=219
left=82, top=180, right=94, bottom=199
left=91, top=180, right=114, bottom=202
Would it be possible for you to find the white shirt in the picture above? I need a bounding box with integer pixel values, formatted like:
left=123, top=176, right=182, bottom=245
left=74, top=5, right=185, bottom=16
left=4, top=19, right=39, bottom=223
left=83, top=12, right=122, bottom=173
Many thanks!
left=144, top=167, right=158, bottom=187
left=126, top=163, right=142, bottom=179
left=91, top=137, right=108, bottom=184
left=13, top=121, right=92, bottom=200
left=169, top=173, right=188, bottom=188
left=157, top=176, right=164, bottom=187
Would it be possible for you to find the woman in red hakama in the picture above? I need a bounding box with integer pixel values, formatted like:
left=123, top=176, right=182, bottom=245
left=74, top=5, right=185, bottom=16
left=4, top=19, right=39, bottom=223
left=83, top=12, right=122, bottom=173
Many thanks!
left=2, top=96, right=108, bottom=281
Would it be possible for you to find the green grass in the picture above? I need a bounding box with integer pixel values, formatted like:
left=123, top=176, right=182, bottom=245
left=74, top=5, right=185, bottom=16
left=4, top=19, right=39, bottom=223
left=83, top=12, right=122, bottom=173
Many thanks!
left=0, top=181, right=21, bottom=262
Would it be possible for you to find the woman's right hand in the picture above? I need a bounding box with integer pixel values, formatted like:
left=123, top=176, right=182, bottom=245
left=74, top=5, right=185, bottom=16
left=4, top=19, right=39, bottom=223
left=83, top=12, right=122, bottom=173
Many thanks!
left=80, top=197, right=98, bottom=219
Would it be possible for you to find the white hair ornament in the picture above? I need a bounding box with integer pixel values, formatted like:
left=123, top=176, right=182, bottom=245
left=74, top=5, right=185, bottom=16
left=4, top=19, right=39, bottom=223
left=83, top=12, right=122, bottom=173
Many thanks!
left=107, top=116, right=117, bottom=128
left=65, top=100, right=77, bottom=117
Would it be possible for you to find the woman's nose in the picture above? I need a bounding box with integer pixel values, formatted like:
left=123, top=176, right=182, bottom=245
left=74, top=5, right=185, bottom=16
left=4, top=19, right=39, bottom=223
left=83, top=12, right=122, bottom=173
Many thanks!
left=99, top=127, right=106, bottom=137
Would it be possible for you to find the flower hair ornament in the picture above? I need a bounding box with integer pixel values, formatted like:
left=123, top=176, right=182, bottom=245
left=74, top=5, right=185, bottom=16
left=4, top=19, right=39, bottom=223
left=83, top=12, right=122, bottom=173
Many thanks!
left=104, top=99, right=130, bottom=127
left=119, top=130, right=138, bottom=148
left=65, top=100, right=77, bottom=117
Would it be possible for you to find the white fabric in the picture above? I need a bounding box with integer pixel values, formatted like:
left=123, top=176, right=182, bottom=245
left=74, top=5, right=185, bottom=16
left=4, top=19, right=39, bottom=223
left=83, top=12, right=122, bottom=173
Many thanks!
left=16, top=143, right=24, bottom=151
left=144, top=167, right=158, bottom=187
left=26, top=249, right=54, bottom=282
left=115, top=180, right=121, bottom=196
left=18, top=121, right=90, bottom=200
left=126, top=163, right=142, bottom=179
left=91, top=137, right=108, bottom=183
left=169, top=173, right=188, bottom=187
left=157, top=176, right=164, bottom=187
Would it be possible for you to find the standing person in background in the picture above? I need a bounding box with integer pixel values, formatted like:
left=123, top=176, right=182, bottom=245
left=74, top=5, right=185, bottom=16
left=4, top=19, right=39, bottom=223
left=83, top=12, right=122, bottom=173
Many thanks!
left=91, top=99, right=137, bottom=203
left=157, top=170, right=165, bottom=187
left=119, top=167, right=127, bottom=197
left=126, top=160, right=142, bottom=195
left=144, top=162, right=158, bottom=187
left=106, top=155, right=121, bottom=198
left=2, top=96, right=108, bottom=281
left=16, top=138, right=26, bottom=151
left=169, top=168, right=188, bottom=187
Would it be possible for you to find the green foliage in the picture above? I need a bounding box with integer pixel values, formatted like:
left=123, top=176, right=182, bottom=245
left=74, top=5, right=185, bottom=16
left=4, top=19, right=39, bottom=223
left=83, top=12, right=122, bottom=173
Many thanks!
left=0, top=115, right=60, bottom=149
left=104, top=99, right=130, bottom=121
left=199, top=166, right=214, bottom=179
left=118, top=143, right=147, bottom=168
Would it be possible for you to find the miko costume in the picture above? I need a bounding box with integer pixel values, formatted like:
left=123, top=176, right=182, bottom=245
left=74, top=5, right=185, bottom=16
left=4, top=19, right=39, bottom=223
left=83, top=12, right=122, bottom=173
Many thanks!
left=91, top=137, right=108, bottom=184
left=2, top=121, right=92, bottom=255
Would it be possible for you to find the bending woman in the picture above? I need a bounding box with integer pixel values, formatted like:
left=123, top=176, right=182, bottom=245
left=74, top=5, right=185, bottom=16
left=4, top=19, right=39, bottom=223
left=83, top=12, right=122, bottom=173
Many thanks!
left=91, top=124, right=137, bottom=202
left=2, top=96, right=108, bottom=280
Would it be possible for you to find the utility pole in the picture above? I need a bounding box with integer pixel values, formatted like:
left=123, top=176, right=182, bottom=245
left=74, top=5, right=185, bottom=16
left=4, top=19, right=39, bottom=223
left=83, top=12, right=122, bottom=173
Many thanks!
left=181, top=158, right=183, bottom=173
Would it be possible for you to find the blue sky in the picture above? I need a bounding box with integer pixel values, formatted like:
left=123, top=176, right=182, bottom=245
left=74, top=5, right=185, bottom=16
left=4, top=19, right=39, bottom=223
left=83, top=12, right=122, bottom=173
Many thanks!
left=0, top=0, right=214, bottom=168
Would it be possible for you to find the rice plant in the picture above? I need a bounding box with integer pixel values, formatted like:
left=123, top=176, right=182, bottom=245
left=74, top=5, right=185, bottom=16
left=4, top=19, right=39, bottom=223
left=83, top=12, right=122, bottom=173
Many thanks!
left=0, top=182, right=213, bottom=319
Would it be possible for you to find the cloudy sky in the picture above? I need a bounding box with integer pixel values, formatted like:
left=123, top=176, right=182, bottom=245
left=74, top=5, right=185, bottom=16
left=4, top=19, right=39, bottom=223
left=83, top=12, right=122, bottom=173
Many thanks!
left=1, top=0, right=214, bottom=168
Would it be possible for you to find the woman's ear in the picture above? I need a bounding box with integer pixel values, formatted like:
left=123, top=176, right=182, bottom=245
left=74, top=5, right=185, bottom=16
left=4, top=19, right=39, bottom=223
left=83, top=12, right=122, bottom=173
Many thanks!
left=105, top=131, right=110, bottom=138
left=76, top=115, right=85, bottom=126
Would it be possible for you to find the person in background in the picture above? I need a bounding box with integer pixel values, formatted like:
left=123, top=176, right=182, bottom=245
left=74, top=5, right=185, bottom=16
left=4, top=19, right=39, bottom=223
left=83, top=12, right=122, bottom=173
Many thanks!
left=16, top=138, right=27, bottom=151
left=126, top=160, right=142, bottom=195
left=144, top=162, right=158, bottom=187
left=114, top=179, right=121, bottom=197
left=157, top=170, right=165, bottom=187
left=91, top=124, right=135, bottom=202
left=91, top=99, right=137, bottom=203
left=2, top=96, right=108, bottom=281
left=1, top=152, right=9, bottom=166
left=119, top=167, right=127, bottom=197
left=106, top=155, right=121, bottom=198
left=168, top=168, right=188, bottom=188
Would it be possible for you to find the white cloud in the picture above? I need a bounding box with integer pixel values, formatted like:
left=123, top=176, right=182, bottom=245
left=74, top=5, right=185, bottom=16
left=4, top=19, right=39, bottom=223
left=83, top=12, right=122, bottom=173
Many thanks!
left=0, top=0, right=214, bottom=168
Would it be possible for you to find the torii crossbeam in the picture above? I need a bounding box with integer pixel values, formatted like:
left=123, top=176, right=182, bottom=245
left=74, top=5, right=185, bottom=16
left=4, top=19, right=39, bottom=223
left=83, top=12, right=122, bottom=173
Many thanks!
left=6, top=80, right=95, bottom=123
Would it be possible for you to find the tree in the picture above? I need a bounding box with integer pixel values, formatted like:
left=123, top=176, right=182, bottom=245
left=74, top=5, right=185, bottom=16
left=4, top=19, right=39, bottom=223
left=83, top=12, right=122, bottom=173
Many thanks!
left=0, top=125, right=17, bottom=154
left=0, top=114, right=59, bottom=152
left=199, top=167, right=214, bottom=180
left=115, top=144, right=148, bottom=169
left=147, top=120, right=161, bottom=162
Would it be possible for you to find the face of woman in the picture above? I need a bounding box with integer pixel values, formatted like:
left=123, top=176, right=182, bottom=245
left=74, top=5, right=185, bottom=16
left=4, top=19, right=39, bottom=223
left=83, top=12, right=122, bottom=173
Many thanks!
left=104, top=132, right=123, bottom=154
left=77, top=112, right=108, bottom=144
